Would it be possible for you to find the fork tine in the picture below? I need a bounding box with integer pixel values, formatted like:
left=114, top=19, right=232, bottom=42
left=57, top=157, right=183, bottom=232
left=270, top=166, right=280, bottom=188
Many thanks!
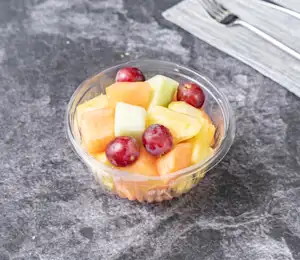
left=200, top=0, right=238, bottom=25
left=211, top=0, right=226, bottom=11
left=210, top=0, right=233, bottom=18
left=201, top=0, right=223, bottom=20
left=211, top=0, right=229, bottom=19
left=201, top=0, right=218, bottom=17
left=210, top=0, right=225, bottom=12
left=200, top=0, right=210, bottom=11
left=202, top=0, right=214, bottom=11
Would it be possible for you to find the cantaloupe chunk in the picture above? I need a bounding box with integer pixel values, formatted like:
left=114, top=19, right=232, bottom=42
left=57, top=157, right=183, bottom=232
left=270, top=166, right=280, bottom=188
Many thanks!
left=94, top=152, right=112, bottom=166
left=76, top=94, right=108, bottom=122
left=114, top=182, right=136, bottom=201
left=106, top=82, right=152, bottom=109
left=95, top=148, right=158, bottom=176
left=80, top=108, right=114, bottom=154
left=94, top=145, right=165, bottom=201
left=114, top=148, right=160, bottom=201
left=122, top=148, right=158, bottom=176
left=156, top=143, right=193, bottom=176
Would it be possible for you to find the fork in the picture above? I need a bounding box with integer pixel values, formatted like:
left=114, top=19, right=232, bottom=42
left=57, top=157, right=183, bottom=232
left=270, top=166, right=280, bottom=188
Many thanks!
left=200, top=0, right=300, bottom=61
left=261, top=0, right=300, bottom=19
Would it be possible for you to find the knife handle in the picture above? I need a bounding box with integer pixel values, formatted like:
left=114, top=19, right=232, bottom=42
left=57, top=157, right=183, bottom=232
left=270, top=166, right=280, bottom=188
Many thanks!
left=261, top=1, right=300, bottom=20
left=236, top=20, right=300, bottom=61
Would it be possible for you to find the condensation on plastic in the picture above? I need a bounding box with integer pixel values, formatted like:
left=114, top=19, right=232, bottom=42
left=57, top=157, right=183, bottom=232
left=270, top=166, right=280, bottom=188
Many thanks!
left=66, top=60, right=235, bottom=203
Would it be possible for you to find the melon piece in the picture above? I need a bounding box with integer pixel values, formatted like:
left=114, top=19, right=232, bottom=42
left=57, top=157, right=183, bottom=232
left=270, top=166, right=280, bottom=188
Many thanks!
left=122, top=148, right=158, bottom=176
left=80, top=108, right=114, bottom=154
left=147, top=106, right=202, bottom=143
left=114, top=182, right=136, bottom=201
left=94, top=152, right=112, bottom=166
left=114, top=148, right=160, bottom=201
left=95, top=148, right=158, bottom=176
left=76, top=94, right=108, bottom=122
left=94, top=150, right=159, bottom=199
left=106, top=82, right=152, bottom=109
left=156, top=143, right=193, bottom=176
left=114, top=102, right=146, bottom=141
left=168, top=101, right=215, bottom=146
left=147, top=75, right=179, bottom=111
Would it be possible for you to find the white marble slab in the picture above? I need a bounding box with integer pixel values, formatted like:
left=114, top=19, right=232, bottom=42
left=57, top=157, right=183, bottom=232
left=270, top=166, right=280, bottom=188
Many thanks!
left=163, top=0, right=300, bottom=97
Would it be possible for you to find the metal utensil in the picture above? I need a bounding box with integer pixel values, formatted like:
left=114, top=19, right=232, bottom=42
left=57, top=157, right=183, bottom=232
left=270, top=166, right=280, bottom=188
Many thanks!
left=261, top=0, right=300, bottom=19
left=200, top=0, right=300, bottom=61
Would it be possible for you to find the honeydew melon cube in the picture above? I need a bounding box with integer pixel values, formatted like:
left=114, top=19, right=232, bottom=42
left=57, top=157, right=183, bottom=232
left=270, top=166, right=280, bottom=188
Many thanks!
left=114, top=102, right=147, bottom=141
left=147, top=75, right=179, bottom=111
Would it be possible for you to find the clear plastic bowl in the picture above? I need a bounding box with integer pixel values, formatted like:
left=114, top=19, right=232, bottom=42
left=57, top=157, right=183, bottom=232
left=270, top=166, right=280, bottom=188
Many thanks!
left=66, top=60, right=235, bottom=202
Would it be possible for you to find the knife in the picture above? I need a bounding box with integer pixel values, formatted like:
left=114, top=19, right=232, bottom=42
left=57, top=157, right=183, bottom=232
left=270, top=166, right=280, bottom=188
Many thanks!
left=261, top=0, right=300, bottom=19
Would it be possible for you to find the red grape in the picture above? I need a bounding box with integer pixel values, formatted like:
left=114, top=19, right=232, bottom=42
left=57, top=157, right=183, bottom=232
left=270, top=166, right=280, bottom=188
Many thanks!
left=105, top=136, right=140, bottom=167
left=115, top=67, right=145, bottom=82
left=142, top=124, right=173, bottom=156
left=177, top=82, right=205, bottom=108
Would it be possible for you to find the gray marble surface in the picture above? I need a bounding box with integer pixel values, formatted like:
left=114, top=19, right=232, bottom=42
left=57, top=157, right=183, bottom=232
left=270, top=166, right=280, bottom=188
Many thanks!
left=0, top=0, right=300, bottom=259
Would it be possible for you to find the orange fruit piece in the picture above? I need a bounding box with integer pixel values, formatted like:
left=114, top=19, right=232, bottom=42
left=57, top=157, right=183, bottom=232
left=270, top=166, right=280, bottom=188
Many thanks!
left=106, top=82, right=152, bottom=109
left=94, top=152, right=112, bottom=166
left=114, top=148, right=165, bottom=201
left=80, top=108, right=114, bottom=154
left=156, top=143, right=193, bottom=176
left=122, top=147, right=158, bottom=176
left=76, top=94, right=108, bottom=123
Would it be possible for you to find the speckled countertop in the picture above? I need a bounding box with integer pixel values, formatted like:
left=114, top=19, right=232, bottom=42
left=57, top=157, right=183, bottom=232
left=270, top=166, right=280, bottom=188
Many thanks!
left=1, top=0, right=300, bottom=259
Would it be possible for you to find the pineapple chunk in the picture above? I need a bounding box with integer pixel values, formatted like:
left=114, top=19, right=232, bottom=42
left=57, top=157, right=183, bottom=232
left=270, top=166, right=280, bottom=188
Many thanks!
left=187, top=117, right=215, bottom=164
left=168, top=101, right=216, bottom=164
left=147, top=106, right=202, bottom=143
left=188, top=137, right=214, bottom=164
left=168, top=101, right=215, bottom=146
left=169, top=101, right=212, bottom=124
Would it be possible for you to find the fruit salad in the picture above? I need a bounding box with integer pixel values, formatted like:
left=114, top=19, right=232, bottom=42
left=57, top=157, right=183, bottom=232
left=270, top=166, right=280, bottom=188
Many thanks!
left=76, top=67, right=216, bottom=201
